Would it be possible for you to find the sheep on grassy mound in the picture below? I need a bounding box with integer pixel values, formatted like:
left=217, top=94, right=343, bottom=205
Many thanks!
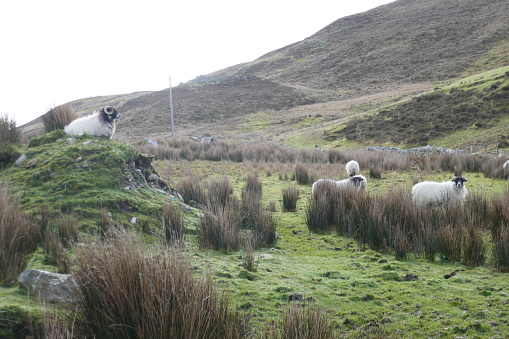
left=412, top=176, right=468, bottom=207
left=64, top=106, right=120, bottom=139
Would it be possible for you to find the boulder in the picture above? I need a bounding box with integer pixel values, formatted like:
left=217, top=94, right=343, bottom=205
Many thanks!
left=18, top=269, right=79, bottom=303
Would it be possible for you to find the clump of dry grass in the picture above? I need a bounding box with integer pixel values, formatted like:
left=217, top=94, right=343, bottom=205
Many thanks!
left=282, top=185, right=299, bottom=212
left=72, top=232, right=246, bottom=338
left=162, top=202, right=186, bottom=245
left=0, top=183, right=40, bottom=286
left=42, top=104, right=78, bottom=132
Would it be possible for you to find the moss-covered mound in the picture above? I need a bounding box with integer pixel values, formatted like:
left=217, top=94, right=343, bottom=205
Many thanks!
left=0, top=130, right=176, bottom=230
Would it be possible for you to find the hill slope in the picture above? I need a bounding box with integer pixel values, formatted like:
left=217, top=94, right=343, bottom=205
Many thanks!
left=21, top=0, right=509, bottom=149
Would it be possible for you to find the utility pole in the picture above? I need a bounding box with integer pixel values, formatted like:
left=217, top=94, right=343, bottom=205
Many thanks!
left=169, top=76, right=175, bottom=137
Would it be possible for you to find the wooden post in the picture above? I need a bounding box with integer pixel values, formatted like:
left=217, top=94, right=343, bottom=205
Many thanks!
left=169, top=77, right=175, bottom=137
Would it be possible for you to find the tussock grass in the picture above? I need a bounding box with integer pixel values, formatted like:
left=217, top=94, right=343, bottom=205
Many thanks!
left=71, top=232, right=246, bottom=338
left=0, top=183, right=40, bottom=286
left=282, top=185, right=299, bottom=212
left=42, top=104, right=78, bottom=133
left=162, top=202, right=186, bottom=245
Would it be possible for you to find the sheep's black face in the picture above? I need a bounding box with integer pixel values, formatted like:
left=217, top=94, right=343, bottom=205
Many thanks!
left=451, top=176, right=467, bottom=188
left=101, top=106, right=120, bottom=122
left=350, top=176, right=364, bottom=187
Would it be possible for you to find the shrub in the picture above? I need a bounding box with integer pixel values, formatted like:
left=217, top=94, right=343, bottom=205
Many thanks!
left=282, top=185, right=299, bottom=212
left=42, top=104, right=78, bottom=133
left=0, top=114, right=21, bottom=146
left=0, top=184, right=40, bottom=286
left=71, top=233, right=245, bottom=338
left=162, top=202, right=186, bottom=245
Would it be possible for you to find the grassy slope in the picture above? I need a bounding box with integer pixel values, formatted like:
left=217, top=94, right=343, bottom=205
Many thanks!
left=156, top=159, right=509, bottom=337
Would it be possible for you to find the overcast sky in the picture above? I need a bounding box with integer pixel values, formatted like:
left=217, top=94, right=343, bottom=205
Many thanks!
left=0, top=0, right=395, bottom=126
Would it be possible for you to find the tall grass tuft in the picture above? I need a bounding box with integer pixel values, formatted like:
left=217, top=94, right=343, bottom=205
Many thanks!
left=293, top=163, right=311, bottom=185
left=0, top=113, right=21, bottom=146
left=243, top=230, right=257, bottom=272
left=206, top=176, right=234, bottom=214
left=462, top=224, right=486, bottom=267
left=177, top=177, right=206, bottom=205
left=0, top=184, right=40, bottom=286
left=162, top=202, right=186, bottom=245
left=282, top=185, right=299, bottom=212
left=492, top=226, right=509, bottom=272
left=72, top=233, right=246, bottom=338
left=198, top=202, right=240, bottom=252
left=42, top=104, right=78, bottom=132
left=275, top=304, right=336, bottom=339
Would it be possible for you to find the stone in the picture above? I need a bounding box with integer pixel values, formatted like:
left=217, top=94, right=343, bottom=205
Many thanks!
left=25, top=158, right=38, bottom=168
left=14, top=154, right=27, bottom=165
left=18, top=269, right=79, bottom=303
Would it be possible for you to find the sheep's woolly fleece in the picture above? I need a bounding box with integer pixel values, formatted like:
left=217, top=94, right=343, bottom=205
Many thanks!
left=412, top=176, right=468, bottom=207
left=64, top=106, right=120, bottom=139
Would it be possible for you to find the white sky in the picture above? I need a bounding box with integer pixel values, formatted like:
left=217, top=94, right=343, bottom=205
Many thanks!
left=0, top=0, right=395, bottom=126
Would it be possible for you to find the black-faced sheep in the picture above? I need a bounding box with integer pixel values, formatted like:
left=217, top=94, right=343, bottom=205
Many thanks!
left=64, top=106, right=120, bottom=139
left=312, top=160, right=366, bottom=197
left=412, top=176, right=468, bottom=207
left=312, top=175, right=367, bottom=196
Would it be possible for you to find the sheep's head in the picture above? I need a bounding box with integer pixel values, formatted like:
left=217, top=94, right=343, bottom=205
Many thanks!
left=350, top=175, right=365, bottom=187
left=99, top=106, right=120, bottom=122
left=451, top=176, right=467, bottom=188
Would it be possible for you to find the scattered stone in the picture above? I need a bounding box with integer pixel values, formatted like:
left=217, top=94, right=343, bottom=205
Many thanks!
left=18, top=269, right=79, bottom=303
left=67, top=138, right=75, bottom=145
left=144, top=138, right=159, bottom=147
left=147, top=173, right=159, bottom=182
left=15, top=154, right=27, bottom=165
left=25, top=158, right=38, bottom=168
left=130, top=217, right=137, bottom=224
left=259, top=254, right=273, bottom=260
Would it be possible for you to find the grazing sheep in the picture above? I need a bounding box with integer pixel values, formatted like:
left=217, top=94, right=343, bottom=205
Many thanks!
left=312, top=174, right=367, bottom=196
left=64, top=106, right=120, bottom=139
left=412, top=176, right=468, bottom=207
left=345, top=160, right=360, bottom=177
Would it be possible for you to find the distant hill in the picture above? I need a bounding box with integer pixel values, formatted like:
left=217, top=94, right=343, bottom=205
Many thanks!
left=22, top=0, right=509, bottom=149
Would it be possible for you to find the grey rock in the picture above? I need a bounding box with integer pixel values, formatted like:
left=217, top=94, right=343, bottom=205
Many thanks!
left=15, top=154, right=27, bottom=165
left=18, top=269, right=79, bottom=303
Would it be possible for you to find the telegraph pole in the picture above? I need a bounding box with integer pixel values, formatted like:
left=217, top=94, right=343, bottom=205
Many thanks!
left=169, top=76, right=175, bottom=136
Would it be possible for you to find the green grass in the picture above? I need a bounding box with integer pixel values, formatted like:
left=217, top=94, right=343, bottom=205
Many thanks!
left=2, top=137, right=509, bottom=337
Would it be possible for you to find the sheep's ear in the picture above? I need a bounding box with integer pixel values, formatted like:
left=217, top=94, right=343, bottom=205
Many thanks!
left=462, top=177, right=468, bottom=182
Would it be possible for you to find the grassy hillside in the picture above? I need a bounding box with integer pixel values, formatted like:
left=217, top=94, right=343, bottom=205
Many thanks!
left=324, top=66, right=509, bottom=149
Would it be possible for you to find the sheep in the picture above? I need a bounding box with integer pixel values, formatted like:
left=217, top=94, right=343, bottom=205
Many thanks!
left=412, top=176, right=468, bottom=207
left=312, top=160, right=366, bottom=197
left=345, top=160, right=360, bottom=177
left=503, top=160, right=509, bottom=171
left=64, top=106, right=120, bottom=139
left=312, top=174, right=367, bottom=196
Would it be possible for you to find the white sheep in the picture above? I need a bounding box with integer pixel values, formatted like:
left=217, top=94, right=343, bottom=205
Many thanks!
left=412, top=176, right=468, bottom=207
left=312, top=174, right=367, bottom=196
left=345, top=160, right=360, bottom=177
left=64, top=106, right=120, bottom=139
left=503, top=160, right=509, bottom=171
